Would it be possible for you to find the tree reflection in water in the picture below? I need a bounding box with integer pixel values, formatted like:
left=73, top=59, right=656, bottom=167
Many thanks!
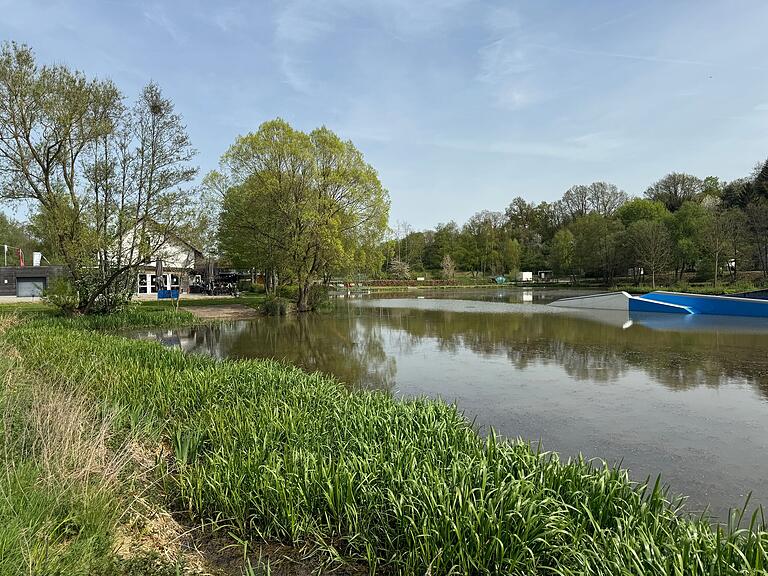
left=133, top=301, right=768, bottom=399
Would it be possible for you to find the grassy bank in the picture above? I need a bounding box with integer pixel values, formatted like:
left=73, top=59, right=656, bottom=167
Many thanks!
left=613, top=282, right=764, bottom=296
left=2, top=311, right=767, bottom=574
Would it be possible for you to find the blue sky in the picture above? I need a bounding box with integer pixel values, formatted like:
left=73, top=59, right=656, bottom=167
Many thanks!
left=1, top=0, right=767, bottom=228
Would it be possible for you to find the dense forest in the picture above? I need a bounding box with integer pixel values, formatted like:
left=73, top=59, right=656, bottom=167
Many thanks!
left=383, top=162, right=768, bottom=288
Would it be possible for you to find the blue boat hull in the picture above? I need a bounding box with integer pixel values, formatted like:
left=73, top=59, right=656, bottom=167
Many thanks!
left=644, top=291, right=768, bottom=318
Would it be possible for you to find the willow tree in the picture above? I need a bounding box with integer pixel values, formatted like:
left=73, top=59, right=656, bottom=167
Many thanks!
left=214, top=119, right=390, bottom=311
left=0, top=42, right=197, bottom=313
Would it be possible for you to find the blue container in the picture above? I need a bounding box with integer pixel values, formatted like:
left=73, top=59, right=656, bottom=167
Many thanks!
left=157, top=289, right=179, bottom=300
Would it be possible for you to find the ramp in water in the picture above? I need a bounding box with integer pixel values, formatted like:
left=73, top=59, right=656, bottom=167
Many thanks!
left=549, top=291, right=693, bottom=314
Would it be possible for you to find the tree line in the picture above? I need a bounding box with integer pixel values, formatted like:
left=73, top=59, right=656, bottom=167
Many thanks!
left=384, top=166, right=768, bottom=289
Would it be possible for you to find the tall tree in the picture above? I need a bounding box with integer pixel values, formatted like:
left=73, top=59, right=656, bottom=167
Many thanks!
left=746, top=198, right=768, bottom=277
left=501, top=238, right=521, bottom=275
left=628, top=220, right=672, bottom=288
left=440, top=253, right=455, bottom=279
left=461, top=210, right=505, bottom=276
left=550, top=228, right=575, bottom=279
left=664, top=201, right=706, bottom=280
left=570, top=214, right=624, bottom=283
left=644, top=172, right=704, bottom=212
left=215, top=119, right=390, bottom=311
left=587, top=181, right=628, bottom=216
left=561, top=185, right=590, bottom=220
left=0, top=42, right=196, bottom=312
left=699, top=206, right=730, bottom=291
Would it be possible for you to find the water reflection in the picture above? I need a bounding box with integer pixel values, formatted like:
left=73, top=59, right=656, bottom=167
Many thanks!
left=133, top=295, right=768, bottom=398
left=136, top=314, right=397, bottom=390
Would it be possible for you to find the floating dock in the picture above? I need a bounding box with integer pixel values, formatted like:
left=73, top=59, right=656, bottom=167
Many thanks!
left=550, top=290, right=768, bottom=318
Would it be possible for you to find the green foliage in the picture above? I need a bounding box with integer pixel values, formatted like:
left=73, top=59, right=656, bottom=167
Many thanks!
left=616, top=198, right=670, bottom=227
left=0, top=42, right=198, bottom=314
left=44, top=304, right=196, bottom=331
left=570, top=214, right=625, bottom=282
left=0, top=212, right=37, bottom=261
left=262, top=296, right=290, bottom=316
left=305, top=284, right=329, bottom=311
left=6, top=320, right=768, bottom=575
left=645, top=173, right=704, bottom=211
left=551, top=228, right=575, bottom=276
left=110, top=552, right=186, bottom=576
left=501, top=237, right=521, bottom=275
left=43, top=276, right=80, bottom=314
left=214, top=119, right=390, bottom=311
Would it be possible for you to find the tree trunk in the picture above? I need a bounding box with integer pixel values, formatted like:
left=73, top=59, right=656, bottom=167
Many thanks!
left=713, top=252, right=719, bottom=291
left=296, top=282, right=310, bottom=312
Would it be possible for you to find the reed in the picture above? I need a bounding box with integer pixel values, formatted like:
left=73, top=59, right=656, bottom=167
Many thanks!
left=5, top=316, right=768, bottom=575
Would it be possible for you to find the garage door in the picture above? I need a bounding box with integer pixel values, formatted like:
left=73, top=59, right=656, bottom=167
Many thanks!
left=16, top=278, right=46, bottom=297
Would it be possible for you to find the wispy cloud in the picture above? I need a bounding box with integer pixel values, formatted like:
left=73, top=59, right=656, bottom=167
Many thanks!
left=142, top=2, right=184, bottom=44
left=279, top=54, right=313, bottom=94
left=478, top=39, right=532, bottom=81
left=211, top=4, right=246, bottom=32
left=484, top=5, right=521, bottom=33
left=477, top=36, right=537, bottom=110
left=274, top=1, right=335, bottom=44
left=371, top=0, right=473, bottom=37
left=588, top=8, right=643, bottom=32
left=755, top=103, right=768, bottom=111
left=272, top=0, right=475, bottom=93
left=528, top=42, right=768, bottom=72
left=435, top=131, right=624, bottom=162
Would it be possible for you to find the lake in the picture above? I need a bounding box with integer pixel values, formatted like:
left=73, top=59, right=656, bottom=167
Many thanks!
left=129, top=288, right=768, bottom=521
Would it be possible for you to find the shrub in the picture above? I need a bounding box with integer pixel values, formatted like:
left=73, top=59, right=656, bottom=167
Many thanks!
left=277, top=285, right=299, bottom=300
left=305, top=284, right=329, bottom=310
left=262, top=296, right=289, bottom=316
left=43, top=277, right=79, bottom=314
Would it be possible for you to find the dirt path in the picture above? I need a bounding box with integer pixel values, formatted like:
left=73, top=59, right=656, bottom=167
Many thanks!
left=185, top=304, right=260, bottom=320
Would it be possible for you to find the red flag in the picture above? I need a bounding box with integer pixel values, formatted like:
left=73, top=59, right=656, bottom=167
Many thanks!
left=17, top=249, right=24, bottom=267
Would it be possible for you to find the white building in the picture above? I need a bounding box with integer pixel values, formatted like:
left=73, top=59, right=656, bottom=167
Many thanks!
left=134, top=234, right=205, bottom=295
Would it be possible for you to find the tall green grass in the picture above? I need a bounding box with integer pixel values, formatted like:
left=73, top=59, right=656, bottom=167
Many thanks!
left=6, top=318, right=768, bottom=575
left=0, top=329, right=119, bottom=575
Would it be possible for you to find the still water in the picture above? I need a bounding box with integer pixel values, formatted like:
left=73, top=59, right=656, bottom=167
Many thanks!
left=129, top=289, right=768, bottom=521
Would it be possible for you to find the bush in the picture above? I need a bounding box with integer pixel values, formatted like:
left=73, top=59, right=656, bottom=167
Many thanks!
left=262, top=296, right=289, bottom=316
left=305, top=284, right=329, bottom=310
left=277, top=285, right=299, bottom=300
left=43, top=277, right=79, bottom=314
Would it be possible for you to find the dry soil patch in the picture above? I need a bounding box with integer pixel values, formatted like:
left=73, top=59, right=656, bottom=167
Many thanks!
left=186, top=304, right=259, bottom=320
